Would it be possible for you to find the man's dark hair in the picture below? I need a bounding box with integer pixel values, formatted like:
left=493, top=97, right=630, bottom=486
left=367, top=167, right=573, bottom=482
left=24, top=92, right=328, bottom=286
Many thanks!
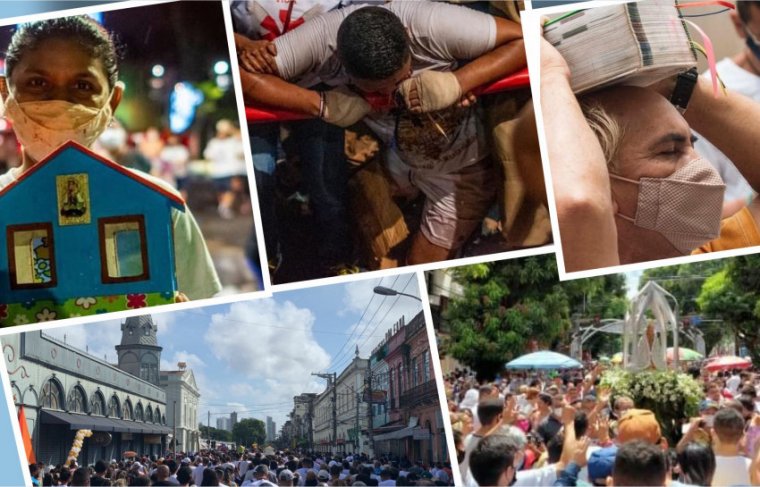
left=29, top=463, right=40, bottom=476
left=177, top=466, right=193, bottom=485
left=737, top=1, right=760, bottom=24
left=130, top=476, right=151, bottom=486
left=71, top=467, right=91, bottom=486
left=476, top=398, right=504, bottom=426
left=739, top=395, right=755, bottom=415
left=59, top=468, right=71, bottom=483
left=677, top=442, right=716, bottom=487
left=469, top=434, right=517, bottom=487
left=613, top=440, right=667, bottom=487
left=94, top=460, right=108, bottom=474
left=574, top=411, right=589, bottom=438
left=337, top=7, right=410, bottom=80
left=742, top=385, right=757, bottom=398
left=546, top=433, right=564, bottom=464
left=539, top=393, right=552, bottom=407
left=713, top=407, right=745, bottom=443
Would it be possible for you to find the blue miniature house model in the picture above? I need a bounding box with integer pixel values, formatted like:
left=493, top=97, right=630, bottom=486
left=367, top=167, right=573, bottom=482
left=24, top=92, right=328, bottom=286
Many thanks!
left=0, top=141, right=184, bottom=325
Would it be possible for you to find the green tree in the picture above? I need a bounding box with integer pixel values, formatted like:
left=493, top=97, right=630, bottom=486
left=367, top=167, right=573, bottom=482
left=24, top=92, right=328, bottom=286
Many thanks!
left=199, top=425, right=231, bottom=442
left=444, top=255, right=627, bottom=380
left=697, top=255, right=760, bottom=365
left=232, top=418, right=266, bottom=448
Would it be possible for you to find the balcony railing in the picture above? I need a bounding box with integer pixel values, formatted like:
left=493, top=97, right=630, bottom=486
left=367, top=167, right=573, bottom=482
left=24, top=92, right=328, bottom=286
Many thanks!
left=399, top=380, right=438, bottom=408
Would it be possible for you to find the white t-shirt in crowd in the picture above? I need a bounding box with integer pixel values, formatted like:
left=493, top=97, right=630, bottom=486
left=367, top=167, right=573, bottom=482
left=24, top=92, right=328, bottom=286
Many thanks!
left=203, top=136, right=248, bottom=178
left=695, top=58, right=760, bottom=202
left=726, top=374, right=742, bottom=395
left=713, top=455, right=752, bottom=487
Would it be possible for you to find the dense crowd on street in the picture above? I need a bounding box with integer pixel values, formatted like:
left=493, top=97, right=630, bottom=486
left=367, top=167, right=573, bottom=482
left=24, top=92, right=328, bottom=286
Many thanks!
left=30, top=448, right=454, bottom=486
left=446, top=364, right=760, bottom=486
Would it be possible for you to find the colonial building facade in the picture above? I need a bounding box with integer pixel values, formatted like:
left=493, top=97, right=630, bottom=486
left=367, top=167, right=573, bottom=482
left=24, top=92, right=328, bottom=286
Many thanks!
left=3, top=314, right=201, bottom=464
left=160, top=365, right=201, bottom=452
left=4, top=329, right=170, bottom=465
left=289, top=312, right=446, bottom=464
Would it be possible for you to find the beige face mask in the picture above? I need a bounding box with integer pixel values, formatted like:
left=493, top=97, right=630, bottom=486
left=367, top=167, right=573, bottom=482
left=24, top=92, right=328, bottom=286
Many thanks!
left=2, top=87, right=118, bottom=162
left=610, top=157, right=726, bottom=254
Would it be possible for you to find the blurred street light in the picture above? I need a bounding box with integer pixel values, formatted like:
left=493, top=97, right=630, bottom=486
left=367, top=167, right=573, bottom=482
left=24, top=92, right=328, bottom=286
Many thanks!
left=152, top=64, right=165, bottom=77
left=213, top=60, right=230, bottom=75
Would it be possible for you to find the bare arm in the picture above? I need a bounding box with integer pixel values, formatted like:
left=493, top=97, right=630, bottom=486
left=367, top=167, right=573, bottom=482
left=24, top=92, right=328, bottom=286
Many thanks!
left=686, top=78, right=760, bottom=193
left=684, top=77, right=760, bottom=224
left=540, top=39, right=619, bottom=272
left=239, top=70, right=321, bottom=117
left=453, top=17, right=526, bottom=94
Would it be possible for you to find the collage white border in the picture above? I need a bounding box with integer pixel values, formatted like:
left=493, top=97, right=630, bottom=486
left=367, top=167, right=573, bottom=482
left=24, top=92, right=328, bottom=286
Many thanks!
left=524, top=0, right=760, bottom=282
left=0, top=0, right=274, bottom=339
left=1, top=0, right=758, bottom=486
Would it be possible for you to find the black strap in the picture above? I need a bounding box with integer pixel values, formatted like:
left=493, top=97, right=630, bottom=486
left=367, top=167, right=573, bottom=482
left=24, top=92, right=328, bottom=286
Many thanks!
left=670, top=67, right=699, bottom=115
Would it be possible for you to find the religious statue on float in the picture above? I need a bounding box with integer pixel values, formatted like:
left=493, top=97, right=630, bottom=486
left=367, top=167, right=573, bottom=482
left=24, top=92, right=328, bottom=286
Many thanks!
left=631, top=319, right=667, bottom=371
left=622, top=281, right=678, bottom=372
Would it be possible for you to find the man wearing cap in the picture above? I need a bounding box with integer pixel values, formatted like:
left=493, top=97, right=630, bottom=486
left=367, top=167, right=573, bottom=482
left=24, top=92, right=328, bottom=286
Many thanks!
left=317, top=469, right=330, bottom=483
left=616, top=409, right=665, bottom=445
left=250, top=463, right=277, bottom=487
left=585, top=446, right=617, bottom=487
left=555, top=409, right=667, bottom=486
left=278, top=469, right=295, bottom=487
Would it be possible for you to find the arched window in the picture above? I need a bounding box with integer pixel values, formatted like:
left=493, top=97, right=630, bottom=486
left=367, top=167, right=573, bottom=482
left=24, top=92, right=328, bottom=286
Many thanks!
left=90, top=392, right=106, bottom=416
left=154, top=407, right=161, bottom=424
left=67, top=386, right=87, bottom=413
left=123, top=399, right=133, bottom=421
left=134, top=403, right=144, bottom=422
left=108, top=395, right=121, bottom=418
left=162, top=414, right=166, bottom=425
left=146, top=406, right=153, bottom=423
left=40, top=379, right=63, bottom=410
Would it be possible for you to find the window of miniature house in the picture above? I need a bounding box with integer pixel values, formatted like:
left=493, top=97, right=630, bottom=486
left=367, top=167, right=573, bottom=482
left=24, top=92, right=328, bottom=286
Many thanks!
left=98, top=216, right=149, bottom=282
left=7, top=223, right=56, bottom=289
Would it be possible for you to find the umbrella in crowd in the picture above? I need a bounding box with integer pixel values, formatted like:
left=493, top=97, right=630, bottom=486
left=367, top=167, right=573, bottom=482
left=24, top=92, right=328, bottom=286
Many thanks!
left=666, top=347, right=704, bottom=362
left=123, top=451, right=137, bottom=458
left=506, top=351, right=582, bottom=370
left=704, top=355, right=752, bottom=372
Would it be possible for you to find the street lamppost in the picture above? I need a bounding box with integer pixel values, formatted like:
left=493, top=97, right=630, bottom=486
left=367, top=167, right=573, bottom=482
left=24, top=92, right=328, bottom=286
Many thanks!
left=373, top=286, right=422, bottom=302
left=173, top=400, right=177, bottom=452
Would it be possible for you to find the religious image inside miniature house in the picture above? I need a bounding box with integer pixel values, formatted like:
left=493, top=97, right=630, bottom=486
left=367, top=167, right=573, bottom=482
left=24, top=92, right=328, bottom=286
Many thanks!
left=0, top=2, right=259, bottom=323
left=0, top=142, right=184, bottom=325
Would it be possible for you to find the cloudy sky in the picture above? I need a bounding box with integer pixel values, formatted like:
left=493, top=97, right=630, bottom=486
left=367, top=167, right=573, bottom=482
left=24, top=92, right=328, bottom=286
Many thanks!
left=40, top=273, right=423, bottom=433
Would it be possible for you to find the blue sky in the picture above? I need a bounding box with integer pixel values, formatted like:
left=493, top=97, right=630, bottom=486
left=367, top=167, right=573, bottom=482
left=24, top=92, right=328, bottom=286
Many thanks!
left=624, top=269, right=644, bottom=299
left=42, top=273, right=423, bottom=431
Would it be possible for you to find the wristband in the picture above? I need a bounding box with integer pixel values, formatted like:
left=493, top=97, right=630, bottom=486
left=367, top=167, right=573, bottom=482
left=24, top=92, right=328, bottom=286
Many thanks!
left=318, top=91, right=326, bottom=120
left=670, top=67, right=699, bottom=115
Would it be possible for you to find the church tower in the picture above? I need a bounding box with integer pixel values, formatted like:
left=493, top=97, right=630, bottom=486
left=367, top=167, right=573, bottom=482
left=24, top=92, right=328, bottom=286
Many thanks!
left=116, top=315, right=162, bottom=385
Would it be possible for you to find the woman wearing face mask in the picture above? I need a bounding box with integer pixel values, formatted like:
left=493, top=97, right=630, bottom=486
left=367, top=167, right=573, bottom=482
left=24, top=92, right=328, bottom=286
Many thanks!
left=0, top=16, right=221, bottom=301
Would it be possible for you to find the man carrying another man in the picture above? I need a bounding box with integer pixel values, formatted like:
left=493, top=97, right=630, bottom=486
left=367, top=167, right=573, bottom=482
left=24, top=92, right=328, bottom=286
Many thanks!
left=240, top=3, right=525, bottom=264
